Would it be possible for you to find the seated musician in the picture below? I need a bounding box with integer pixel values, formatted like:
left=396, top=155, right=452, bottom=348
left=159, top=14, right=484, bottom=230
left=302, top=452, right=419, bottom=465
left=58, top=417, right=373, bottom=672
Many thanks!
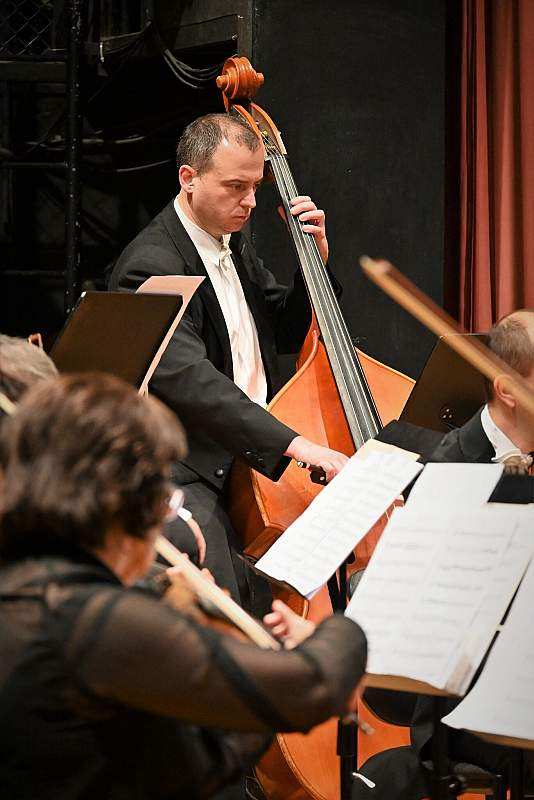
left=0, top=372, right=367, bottom=800
left=361, top=309, right=534, bottom=799
left=410, top=308, right=534, bottom=782
left=0, top=332, right=205, bottom=564
left=428, top=308, right=534, bottom=472
left=109, top=112, right=348, bottom=606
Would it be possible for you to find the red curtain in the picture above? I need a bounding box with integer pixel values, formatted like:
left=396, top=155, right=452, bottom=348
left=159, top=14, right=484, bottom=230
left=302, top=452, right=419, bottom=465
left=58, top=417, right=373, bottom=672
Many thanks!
left=460, top=0, right=534, bottom=331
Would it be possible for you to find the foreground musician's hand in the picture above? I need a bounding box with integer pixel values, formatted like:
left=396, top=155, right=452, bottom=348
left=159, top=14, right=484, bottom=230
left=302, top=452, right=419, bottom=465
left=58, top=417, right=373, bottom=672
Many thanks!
left=285, top=435, right=349, bottom=482
left=167, top=557, right=216, bottom=585
left=263, top=599, right=316, bottom=649
left=183, top=515, right=207, bottom=564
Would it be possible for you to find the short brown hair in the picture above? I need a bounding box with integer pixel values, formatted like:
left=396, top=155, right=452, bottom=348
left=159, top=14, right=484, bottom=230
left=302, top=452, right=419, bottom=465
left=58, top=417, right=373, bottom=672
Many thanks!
left=486, top=310, right=534, bottom=399
left=0, top=373, right=186, bottom=558
left=0, top=334, right=57, bottom=403
left=176, top=112, right=261, bottom=174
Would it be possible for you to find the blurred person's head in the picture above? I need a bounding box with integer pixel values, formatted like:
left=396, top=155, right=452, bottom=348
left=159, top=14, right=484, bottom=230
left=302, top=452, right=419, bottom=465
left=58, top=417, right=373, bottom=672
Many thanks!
left=0, top=373, right=187, bottom=584
left=486, top=309, right=534, bottom=452
left=0, top=335, right=57, bottom=404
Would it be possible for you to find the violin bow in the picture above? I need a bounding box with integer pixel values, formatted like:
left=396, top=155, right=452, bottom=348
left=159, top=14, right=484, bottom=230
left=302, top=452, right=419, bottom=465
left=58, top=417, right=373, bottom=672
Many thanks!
left=0, top=392, right=16, bottom=416
left=155, top=536, right=280, bottom=650
left=360, top=256, right=534, bottom=418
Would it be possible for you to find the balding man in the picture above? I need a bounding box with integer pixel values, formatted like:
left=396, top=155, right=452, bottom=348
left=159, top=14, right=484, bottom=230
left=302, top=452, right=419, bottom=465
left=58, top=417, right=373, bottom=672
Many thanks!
left=407, top=309, right=534, bottom=786
left=360, top=310, right=534, bottom=800
left=429, top=308, right=534, bottom=468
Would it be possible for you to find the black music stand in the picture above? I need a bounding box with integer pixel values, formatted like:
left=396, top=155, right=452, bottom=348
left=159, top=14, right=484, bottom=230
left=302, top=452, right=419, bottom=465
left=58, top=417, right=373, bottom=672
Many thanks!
left=400, top=334, right=487, bottom=433
left=49, top=291, right=182, bottom=388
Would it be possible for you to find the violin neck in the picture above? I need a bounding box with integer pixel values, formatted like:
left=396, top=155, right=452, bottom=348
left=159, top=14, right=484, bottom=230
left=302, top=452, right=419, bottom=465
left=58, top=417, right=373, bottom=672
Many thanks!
left=266, top=147, right=381, bottom=447
left=155, top=536, right=280, bottom=650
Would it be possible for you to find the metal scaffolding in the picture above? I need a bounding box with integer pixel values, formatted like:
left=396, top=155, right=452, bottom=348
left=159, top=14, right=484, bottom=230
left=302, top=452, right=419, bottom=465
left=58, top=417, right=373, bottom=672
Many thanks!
left=0, top=0, right=83, bottom=314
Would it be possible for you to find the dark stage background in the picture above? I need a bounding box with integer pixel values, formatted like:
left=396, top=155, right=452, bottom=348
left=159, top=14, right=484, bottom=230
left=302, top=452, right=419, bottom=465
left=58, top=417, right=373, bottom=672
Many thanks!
left=0, top=0, right=457, bottom=379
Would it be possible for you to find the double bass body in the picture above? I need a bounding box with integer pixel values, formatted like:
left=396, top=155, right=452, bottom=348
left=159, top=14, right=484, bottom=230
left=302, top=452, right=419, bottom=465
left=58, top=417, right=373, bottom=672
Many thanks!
left=230, top=327, right=414, bottom=800
left=220, top=57, right=415, bottom=800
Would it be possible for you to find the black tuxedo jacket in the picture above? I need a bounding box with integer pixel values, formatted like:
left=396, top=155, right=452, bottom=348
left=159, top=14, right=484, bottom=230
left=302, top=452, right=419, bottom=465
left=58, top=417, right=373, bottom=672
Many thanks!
left=427, top=407, right=494, bottom=463
left=109, top=200, right=328, bottom=489
left=428, top=408, right=534, bottom=503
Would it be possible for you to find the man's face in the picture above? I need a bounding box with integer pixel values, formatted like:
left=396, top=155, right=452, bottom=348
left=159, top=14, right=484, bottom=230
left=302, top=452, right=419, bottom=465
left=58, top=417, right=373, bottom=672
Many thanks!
left=185, top=138, right=264, bottom=237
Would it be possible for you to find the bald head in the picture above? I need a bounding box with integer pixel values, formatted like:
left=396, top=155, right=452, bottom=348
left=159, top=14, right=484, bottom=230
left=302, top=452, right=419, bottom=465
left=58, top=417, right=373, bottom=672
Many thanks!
left=487, top=309, right=534, bottom=398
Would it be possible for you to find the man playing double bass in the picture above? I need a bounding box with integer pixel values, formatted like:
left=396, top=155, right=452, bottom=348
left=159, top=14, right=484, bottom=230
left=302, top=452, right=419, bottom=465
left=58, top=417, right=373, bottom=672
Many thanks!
left=109, top=112, right=348, bottom=605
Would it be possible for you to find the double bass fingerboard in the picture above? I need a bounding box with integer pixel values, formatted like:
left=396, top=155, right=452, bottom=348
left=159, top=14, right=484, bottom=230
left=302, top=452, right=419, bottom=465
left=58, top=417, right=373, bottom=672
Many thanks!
left=263, top=134, right=382, bottom=448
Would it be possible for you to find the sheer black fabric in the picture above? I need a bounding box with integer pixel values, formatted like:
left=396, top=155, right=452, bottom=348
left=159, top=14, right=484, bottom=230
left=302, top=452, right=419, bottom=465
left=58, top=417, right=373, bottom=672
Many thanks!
left=0, top=549, right=366, bottom=799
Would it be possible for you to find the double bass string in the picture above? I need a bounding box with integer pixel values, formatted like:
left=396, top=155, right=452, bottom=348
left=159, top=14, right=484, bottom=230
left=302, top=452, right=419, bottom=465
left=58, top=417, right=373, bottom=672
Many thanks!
left=269, top=145, right=378, bottom=444
left=265, top=139, right=380, bottom=446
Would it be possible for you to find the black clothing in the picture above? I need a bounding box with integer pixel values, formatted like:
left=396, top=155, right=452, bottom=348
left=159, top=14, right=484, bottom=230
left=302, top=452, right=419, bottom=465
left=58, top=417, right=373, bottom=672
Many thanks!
left=0, top=549, right=366, bottom=800
left=109, top=201, right=325, bottom=491
left=377, top=412, right=534, bottom=503
left=428, top=408, right=534, bottom=502
left=374, top=420, right=444, bottom=463
left=163, top=515, right=200, bottom=563
left=170, top=475, right=247, bottom=607
left=427, top=407, right=494, bottom=464
left=109, top=201, right=341, bottom=600
left=364, top=408, right=534, bottom=799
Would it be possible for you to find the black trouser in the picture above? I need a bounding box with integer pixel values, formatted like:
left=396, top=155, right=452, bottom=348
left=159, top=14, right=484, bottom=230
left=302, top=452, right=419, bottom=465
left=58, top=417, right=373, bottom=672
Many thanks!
left=166, top=471, right=271, bottom=616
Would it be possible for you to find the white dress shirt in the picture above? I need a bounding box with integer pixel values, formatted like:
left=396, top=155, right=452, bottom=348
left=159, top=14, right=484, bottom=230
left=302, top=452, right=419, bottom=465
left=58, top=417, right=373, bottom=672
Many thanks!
left=480, top=404, right=526, bottom=462
left=174, top=197, right=268, bottom=406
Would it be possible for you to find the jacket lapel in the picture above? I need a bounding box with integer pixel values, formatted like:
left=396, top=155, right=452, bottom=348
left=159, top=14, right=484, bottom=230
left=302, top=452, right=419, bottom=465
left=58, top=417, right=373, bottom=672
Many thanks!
left=458, top=408, right=495, bottom=463
left=160, top=202, right=233, bottom=375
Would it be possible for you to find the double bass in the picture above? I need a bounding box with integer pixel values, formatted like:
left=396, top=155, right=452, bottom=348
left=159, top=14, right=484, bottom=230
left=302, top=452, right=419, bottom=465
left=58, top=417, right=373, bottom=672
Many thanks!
left=217, top=57, right=415, bottom=799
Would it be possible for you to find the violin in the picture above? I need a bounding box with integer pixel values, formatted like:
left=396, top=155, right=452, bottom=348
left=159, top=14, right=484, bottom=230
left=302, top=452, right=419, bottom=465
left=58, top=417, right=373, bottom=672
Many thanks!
left=155, top=535, right=281, bottom=649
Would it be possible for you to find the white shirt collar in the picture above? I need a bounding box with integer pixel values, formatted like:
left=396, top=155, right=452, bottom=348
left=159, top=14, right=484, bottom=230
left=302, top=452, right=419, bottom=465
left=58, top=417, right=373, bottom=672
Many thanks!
left=173, top=196, right=231, bottom=259
left=480, top=404, right=523, bottom=462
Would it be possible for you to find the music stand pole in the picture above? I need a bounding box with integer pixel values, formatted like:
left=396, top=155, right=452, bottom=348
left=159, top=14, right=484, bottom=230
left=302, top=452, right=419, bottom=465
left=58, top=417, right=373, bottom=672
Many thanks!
left=431, top=697, right=462, bottom=799
left=328, top=560, right=358, bottom=800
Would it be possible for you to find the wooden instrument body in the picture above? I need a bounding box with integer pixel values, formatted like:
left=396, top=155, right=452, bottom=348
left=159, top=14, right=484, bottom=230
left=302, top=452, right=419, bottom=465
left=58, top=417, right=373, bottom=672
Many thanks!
left=219, top=56, right=418, bottom=800
left=230, top=321, right=414, bottom=574
left=229, top=321, right=414, bottom=800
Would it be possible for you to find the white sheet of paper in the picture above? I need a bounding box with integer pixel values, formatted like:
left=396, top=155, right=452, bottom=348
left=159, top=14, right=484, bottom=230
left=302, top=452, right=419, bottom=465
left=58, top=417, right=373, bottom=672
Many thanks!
left=136, top=275, right=205, bottom=394
left=444, top=538, right=534, bottom=740
left=454, top=510, right=534, bottom=694
left=346, top=497, right=528, bottom=694
left=254, top=450, right=423, bottom=598
left=406, top=462, right=504, bottom=514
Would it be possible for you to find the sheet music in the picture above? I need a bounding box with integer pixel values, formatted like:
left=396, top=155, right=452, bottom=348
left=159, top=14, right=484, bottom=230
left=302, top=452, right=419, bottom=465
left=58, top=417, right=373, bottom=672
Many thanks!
left=346, top=480, right=529, bottom=694
left=137, top=275, right=205, bottom=394
left=444, top=542, right=534, bottom=740
left=255, top=450, right=422, bottom=598
left=454, top=510, right=534, bottom=694
left=406, top=462, right=504, bottom=513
